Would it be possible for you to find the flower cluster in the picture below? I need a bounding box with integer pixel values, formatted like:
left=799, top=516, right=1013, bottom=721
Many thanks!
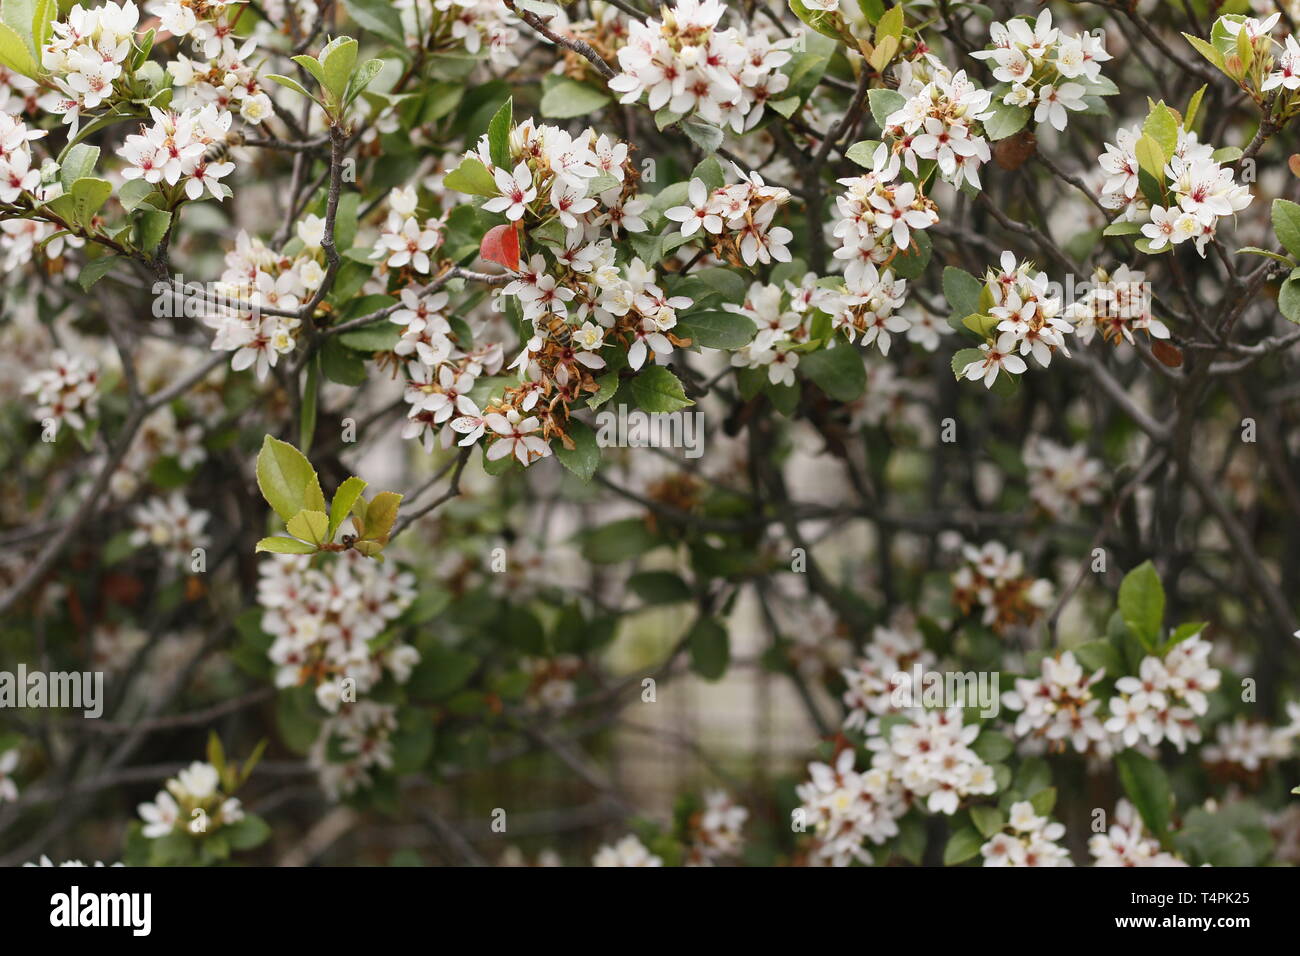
left=110, top=404, right=208, bottom=500
left=203, top=228, right=324, bottom=379
left=794, top=748, right=904, bottom=866
left=256, top=550, right=419, bottom=710
left=666, top=167, right=794, bottom=267
left=1064, top=264, right=1169, bottom=346
left=1003, top=650, right=1107, bottom=754
left=1089, top=800, right=1187, bottom=866
left=160, top=0, right=275, bottom=123
left=41, top=0, right=141, bottom=132
left=521, top=653, right=582, bottom=712
left=866, top=707, right=998, bottom=815
left=1023, top=438, right=1104, bottom=520
left=886, top=60, right=993, bottom=189
left=426, top=120, right=689, bottom=467
left=593, top=834, right=663, bottom=866
left=396, top=0, right=523, bottom=68
left=1202, top=715, right=1293, bottom=771
left=1104, top=635, right=1221, bottom=753
left=841, top=622, right=936, bottom=731
left=1097, top=125, right=1252, bottom=256
left=959, top=252, right=1073, bottom=388
left=118, top=104, right=237, bottom=201
left=309, top=699, right=400, bottom=798
left=23, top=348, right=101, bottom=433
left=25, top=856, right=122, bottom=867
left=724, top=277, right=820, bottom=386
left=137, top=760, right=243, bottom=839
left=775, top=594, right=854, bottom=681
left=979, top=801, right=1072, bottom=867
left=684, top=790, right=748, bottom=866
left=972, top=9, right=1111, bottom=131
left=608, top=0, right=794, bottom=133
left=0, top=114, right=44, bottom=205
left=372, top=185, right=446, bottom=276
left=129, top=492, right=212, bottom=567
left=951, top=540, right=1055, bottom=632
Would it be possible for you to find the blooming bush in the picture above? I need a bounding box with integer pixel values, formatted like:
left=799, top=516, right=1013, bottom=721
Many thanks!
left=1, top=0, right=1299, bottom=871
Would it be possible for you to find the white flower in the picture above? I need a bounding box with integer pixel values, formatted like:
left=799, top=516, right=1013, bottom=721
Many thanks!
left=665, top=178, right=724, bottom=238
left=483, top=160, right=537, bottom=221
left=593, top=834, right=662, bottom=867
left=1033, top=83, right=1086, bottom=132
left=485, top=408, right=550, bottom=465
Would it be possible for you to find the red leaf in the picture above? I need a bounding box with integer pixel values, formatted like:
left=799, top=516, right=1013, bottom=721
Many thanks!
left=480, top=223, right=520, bottom=271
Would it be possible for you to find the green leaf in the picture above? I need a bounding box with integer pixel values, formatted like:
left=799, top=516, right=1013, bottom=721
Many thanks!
left=1236, top=245, right=1293, bottom=265
left=321, top=336, right=368, bottom=386
left=788, top=0, right=843, bottom=40
left=319, top=36, right=359, bottom=103
left=554, top=419, right=600, bottom=482
left=443, top=155, right=499, bottom=197
left=801, top=344, right=866, bottom=401
left=580, top=516, right=659, bottom=563
left=687, top=616, right=729, bottom=680
left=587, top=371, right=620, bottom=410
left=628, top=570, right=692, bottom=605
left=265, top=73, right=316, bottom=100
left=362, top=491, right=401, bottom=541
left=1278, top=276, right=1300, bottom=323
left=951, top=347, right=983, bottom=380
left=1272, top=199, right=1300, bottom=260
left=0, top=21, right=35, bottom=78
left=255, top=535, right=319, bottom=554
left=1142, top=103, right=1180, bottom=162
left=868, top=88, right=906, bottom=130
left=223, top=814, right=271, bottom=851
left=286, top=509, right=330, bottom=546
left=329, top=476, right=368, bottom=539
left=943, top=827, right=984, bottom=865
left=1118, top=560, right=1165, bottom=651
left=1183, top=32, right=1224, bottom=70
left=540, top=75, right=611, bottom=118
left=970, top=806, right=1005, bottom=839
left=1115, top=750, right=1172, bottom=842
left=674, top=310, right=756, bottom=349
left=690, top=155, right=726, bottom=191
left=133, top=208, right=172, bottom=253
left=1102, top=220, right=1143, bottom=237
left=77, top=255, right=121, bottom=291
left=300, top=354, right=319, bottom=453
left=59, top=144, right=100, bottom=192
left=680, top=116, right=723, bottom=154
left=487, top=96, right=513, bottom=169
left=408, top=645, right=479, bottom=702
left=256, top=435, right=324, bottom=523
left=70, top=177, right=111, bottom=228
left=971, top=730, right=1014, bottom=763
left=1071, top=638, right=1124, bottom=676
left=1184, top=84, right=1206, bottom=132
left=343, top=0, right=406, bottom=46
left=942, top=266, right=983, bottom=320
left=629, top=366, right=693, bottom=412
left=345, top=58, right=384, bottom=108
left=981, top=101, right=1029, bottom=141
left=844, top=139, right=882, bottom=168
left=1134, top=134, right=1167, bottom=183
